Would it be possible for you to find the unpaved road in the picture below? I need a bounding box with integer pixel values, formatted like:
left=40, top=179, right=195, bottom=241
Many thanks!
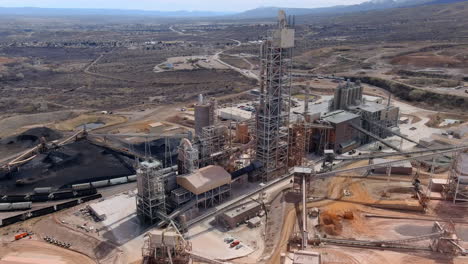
left=0, top=240, right=96, bottom=264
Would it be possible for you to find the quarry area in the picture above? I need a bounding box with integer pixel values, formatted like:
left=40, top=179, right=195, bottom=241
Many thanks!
left=1, top=3, right=468, bottom=264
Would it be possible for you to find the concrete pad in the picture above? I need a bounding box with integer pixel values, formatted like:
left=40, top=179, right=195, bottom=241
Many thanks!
left=89, top=190, right=144, bottom=245
left=187, top=224, right=254, bottom=261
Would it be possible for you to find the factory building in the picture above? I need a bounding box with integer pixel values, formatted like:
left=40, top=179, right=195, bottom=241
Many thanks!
left=173, top=165, right=231, bottom=208
left=136, top=161, right=178, bottom=224
left=330, top=80, right=363, bottom=111
left=352, top=102, right=399, bottom=143
left=216, top=201, right=262, bottom=229
left=320, top=110, right=361, bottom=154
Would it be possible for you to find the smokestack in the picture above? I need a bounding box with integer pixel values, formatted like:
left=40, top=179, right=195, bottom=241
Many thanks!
left=198, top=94, right=204, bottom=105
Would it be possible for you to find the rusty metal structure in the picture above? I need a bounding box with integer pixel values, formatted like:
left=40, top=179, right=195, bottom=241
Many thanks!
left=256, top=10, right=294, bottom=182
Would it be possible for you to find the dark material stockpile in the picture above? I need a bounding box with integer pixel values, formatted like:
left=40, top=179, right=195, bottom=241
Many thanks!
left=0, top=127, right=63, bottom=156
left=132, top=138, right=181, bottom=167
left=0, top=140, right=135, bottom=195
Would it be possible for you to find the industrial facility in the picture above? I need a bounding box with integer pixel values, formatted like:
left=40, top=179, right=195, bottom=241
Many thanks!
left=1, top=10, right=467, bottom=264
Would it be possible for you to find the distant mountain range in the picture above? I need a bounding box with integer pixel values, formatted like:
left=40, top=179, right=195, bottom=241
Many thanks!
left=232, top=0, right=468, bottom=18
left=0, top=0, right=466, bottom=18
left=0, top=7, right=234, bottom=17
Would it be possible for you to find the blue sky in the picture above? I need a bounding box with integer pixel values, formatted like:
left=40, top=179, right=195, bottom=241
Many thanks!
left=0, top=0, right=369, bottom=12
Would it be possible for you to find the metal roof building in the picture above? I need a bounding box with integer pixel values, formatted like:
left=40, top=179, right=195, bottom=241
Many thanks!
left=176, top=165, right=231, bottom=195
left=321, top=110, right=361, bottom=154
left=175, top=165, right=232, bottom=208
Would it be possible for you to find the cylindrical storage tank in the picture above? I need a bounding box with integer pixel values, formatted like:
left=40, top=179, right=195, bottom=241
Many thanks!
left=194, top=104, right=211, bottom=137
left=236, top=123, right=249, bottom=144
left=109, top=177, right=128, bottom=185
left=127, top=175, right=137, bottom=182
left=11, top=202, right=32, bottom=210
left=0, top=202, right=32, bottom=211
left=91, top=180, right=110, bottom=188
left=34, top=187, right=53, bottom=194
left=72, top=183, right=92, bottom=190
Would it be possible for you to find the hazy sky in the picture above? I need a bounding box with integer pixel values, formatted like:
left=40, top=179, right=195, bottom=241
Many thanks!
left=0, top=0, right=369, bottom=12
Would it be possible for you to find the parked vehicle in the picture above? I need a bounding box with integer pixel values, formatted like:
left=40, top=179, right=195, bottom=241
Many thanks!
left=230, top=240, right=240, bottom=248
left=14, top=232, right=28, bottom=240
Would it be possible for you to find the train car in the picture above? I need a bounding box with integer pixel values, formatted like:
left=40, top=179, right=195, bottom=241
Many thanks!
left=0, top=195, right=27, bottom=203
left=33, top=187, right=53, bottom=194
left=0, top=202, right=32, bottom=211
left=109, top=177, right=128, bottom=186
left=72, top=183, right=92, bottom=191
left=50, top=191, right=75, bottom=200
left=91, top=180, right=110, bottom=188
left=30, top=206, right=56, bottom=217
left=56, top=200, right=78, bottom=210
left=127, top=175, right=137, bottom=182
left=29, top=194, right=50, bottom=202
left=74, top=188, right=97, bottom=197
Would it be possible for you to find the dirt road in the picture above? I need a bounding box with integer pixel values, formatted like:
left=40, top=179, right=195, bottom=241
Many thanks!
left=0, top=240, right=96, bottom=264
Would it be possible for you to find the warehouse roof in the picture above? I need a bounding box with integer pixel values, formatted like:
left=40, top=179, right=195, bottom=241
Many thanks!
left=177, top=165, right=231, bottom=195
left=322, top=110, right=359, bottom=124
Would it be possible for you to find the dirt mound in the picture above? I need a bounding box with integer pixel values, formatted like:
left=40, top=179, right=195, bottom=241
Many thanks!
left=320, top=211, right=343, bottom=236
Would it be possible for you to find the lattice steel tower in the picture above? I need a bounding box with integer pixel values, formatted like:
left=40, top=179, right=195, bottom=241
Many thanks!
left=256, top=11, right=295, bottom=182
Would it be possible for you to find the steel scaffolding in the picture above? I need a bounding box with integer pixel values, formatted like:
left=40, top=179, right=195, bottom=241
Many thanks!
left=445, top=152, right=468, bottom=206
left=199, top=125, right=226, bottom=166
left=136, top=160, right=167, bottom=225
left=256, top=11, right=294, bottom=182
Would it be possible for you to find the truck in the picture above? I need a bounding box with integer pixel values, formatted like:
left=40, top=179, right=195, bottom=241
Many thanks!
left=15, top=232, right=29, bottom=240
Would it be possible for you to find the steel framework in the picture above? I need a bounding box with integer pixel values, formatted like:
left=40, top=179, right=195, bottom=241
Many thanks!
left=256, top=13, right=293, bottom=182
left=136, top=160, right=167, bottom=225
left=445, top=152, right=468, bottom=206
left=199, top=125, right=227, bottom=166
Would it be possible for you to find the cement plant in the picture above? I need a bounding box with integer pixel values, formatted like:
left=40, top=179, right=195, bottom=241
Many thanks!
left=1, top=2, right=468, bottom=264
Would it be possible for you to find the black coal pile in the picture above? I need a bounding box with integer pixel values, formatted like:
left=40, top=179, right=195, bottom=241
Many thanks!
left=133, top=138, right=181, bottom=167
left=0, top=127, right=63, bottom=158
left=0, top=140, right=135, bottom=195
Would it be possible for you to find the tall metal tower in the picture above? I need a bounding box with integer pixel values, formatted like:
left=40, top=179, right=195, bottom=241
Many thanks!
left=136, top=160, right=166, bottom=225
left=256, top=10, right=295, bottom=182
